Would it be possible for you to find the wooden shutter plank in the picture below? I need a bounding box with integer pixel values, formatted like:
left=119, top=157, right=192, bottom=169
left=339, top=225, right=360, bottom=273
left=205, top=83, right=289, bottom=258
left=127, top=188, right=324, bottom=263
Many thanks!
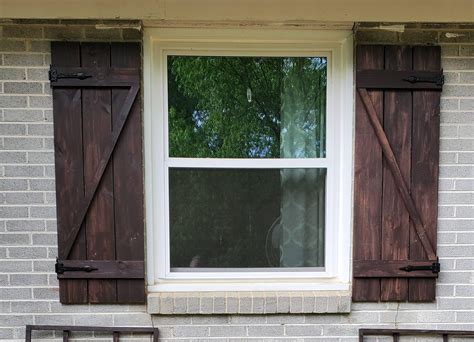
left=353, top=45, right=384, bottom=302
left=81, top=43, right=117, bottom=303
left=111, top=43, right=146, bottom=303
left=381, top=46, right=412, bottom=301
left=51, top=42, right=88, bottom=304
left=409, top=46, right=441, bottom=302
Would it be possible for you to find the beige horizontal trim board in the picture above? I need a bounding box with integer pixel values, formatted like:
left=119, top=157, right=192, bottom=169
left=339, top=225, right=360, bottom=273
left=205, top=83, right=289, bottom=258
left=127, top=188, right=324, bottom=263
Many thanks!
left=144, top=27, right=353, bottom=43
left=143, top=20, right=354, bottom=30
left=1, top=0, right=473, bottom=22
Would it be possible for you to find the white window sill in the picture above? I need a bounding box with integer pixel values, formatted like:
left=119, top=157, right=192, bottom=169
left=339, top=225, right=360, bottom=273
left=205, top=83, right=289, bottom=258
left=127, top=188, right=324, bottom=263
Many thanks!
left=147, top=291, right=351, bottom=315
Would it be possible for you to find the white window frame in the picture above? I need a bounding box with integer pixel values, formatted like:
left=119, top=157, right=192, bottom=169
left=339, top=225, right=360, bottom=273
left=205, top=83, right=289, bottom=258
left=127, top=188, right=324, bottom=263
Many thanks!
left=144, top=27, right=353, bottom=292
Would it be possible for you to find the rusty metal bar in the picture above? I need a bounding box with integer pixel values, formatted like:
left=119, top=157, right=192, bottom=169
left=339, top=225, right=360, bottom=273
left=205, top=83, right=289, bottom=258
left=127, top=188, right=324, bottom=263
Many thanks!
left=359, top=328, right=474, bottom=342
left=25, top=325, right=159, bottom=342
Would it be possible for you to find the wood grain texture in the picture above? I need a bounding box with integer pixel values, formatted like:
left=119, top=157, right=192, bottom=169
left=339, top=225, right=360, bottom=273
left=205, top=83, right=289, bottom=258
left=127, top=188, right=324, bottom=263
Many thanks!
left=51, top=42, right=88, bottom=304
left=53, top=42, right=144, bottom=304
left=58, top=74, right=140, bottom=260
left=358, top=89, right=437, bottom=262
left=81, top=42, right=117, bottom=303
left=409, top=46, right=440, bottom=302
left=56, top=260, right=144, bottom=279
left=353, top=45, right=384, bottom=302
left=354, top=44, right=441, bottom=302
left=111, top=42, right=146, bottom=303
left=357, top=70, right=443, bottom=90
left=49, top=67, right=140, bottom=87
left=381, top=45, right=412, bottom=301
left=354, top=260, right=438, bottom=278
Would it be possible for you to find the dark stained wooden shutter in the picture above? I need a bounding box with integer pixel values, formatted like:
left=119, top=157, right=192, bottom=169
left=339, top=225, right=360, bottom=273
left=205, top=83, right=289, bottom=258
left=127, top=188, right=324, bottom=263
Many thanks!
left=353, top=45, right=443, bottom=302
left=51, top=42, right=145, bottom=304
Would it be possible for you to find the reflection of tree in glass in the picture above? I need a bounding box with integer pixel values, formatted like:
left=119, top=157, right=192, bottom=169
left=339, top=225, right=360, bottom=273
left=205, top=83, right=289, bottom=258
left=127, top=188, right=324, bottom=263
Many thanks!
left=168, top=56, right=326, bottom=158
left=167, top=56, right=327, bottom=269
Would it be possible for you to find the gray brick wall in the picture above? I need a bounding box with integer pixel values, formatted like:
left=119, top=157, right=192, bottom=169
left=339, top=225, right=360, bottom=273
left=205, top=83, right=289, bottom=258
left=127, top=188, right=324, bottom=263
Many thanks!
left=0, top=21, right=473, bottom=341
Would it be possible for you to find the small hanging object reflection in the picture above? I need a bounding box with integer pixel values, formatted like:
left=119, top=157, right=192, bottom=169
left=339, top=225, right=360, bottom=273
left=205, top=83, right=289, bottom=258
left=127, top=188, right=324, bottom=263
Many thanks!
left=247, top=87, right=252, bottom=103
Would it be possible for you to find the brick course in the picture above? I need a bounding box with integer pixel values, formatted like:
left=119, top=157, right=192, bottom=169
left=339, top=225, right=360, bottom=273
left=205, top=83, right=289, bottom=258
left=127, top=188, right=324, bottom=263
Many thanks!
left=0, top=21, right=473, bottom=341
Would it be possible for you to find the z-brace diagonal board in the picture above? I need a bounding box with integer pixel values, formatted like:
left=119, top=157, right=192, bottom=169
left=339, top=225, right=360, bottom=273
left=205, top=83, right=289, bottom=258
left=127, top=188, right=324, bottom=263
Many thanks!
left=357, top=88, right=437, bottom=261
left=50, top=70, right=140, bottom=259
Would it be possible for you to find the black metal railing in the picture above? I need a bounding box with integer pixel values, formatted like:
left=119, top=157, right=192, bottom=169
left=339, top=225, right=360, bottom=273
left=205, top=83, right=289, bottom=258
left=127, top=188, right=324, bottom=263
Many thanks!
left=359, top=328, right=474, bottom=342
left=25, top=325, right=159, bottom=342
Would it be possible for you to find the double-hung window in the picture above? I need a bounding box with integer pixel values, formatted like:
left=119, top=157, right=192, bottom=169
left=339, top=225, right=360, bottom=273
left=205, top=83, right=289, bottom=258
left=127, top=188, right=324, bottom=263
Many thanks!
left=144, top=28, right=353, bottom=292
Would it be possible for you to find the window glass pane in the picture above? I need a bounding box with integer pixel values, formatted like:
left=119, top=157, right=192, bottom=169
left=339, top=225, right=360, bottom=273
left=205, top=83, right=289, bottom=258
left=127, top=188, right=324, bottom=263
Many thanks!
left=168, top=56, right=327, bottom=158
left=169, top=168, right=326, bottom=270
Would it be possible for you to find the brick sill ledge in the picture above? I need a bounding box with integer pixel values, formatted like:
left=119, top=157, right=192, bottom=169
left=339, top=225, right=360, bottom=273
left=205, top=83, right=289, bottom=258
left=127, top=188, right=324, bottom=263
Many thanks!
left=147, top=291, right=351, bottom=315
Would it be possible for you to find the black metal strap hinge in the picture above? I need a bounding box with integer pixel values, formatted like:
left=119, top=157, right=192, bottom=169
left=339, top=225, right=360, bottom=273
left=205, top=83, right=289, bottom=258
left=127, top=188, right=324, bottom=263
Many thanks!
left=399, top=258, right=440, bottom=274
left=49, top=66, right=92, bottom=83
left=403, top=73, right=444, bottom=87
left=55, top=258, right=98, bottom=275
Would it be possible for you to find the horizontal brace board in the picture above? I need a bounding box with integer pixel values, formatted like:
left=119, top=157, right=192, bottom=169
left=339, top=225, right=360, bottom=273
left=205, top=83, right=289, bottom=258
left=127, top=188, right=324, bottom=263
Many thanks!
left=56, top=260, right=144, bottom=279
left=357, top=70, right=443, bottom=89
left=354, top=260, right=439, bottom=278
left=50, top=67, right=140, bottom=87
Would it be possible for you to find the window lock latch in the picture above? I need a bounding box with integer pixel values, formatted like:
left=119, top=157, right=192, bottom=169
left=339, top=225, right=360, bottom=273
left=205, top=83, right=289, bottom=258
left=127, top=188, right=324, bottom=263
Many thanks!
left=399, top=259, right=440, bottom=274
left=55, top=258, right=98, bottom=274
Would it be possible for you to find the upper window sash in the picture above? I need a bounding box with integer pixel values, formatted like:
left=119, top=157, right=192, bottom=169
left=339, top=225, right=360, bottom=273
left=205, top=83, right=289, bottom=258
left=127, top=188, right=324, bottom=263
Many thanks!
left=165, top=54, right=329, bottom=161
left=162, top=49, right=334, bottom=163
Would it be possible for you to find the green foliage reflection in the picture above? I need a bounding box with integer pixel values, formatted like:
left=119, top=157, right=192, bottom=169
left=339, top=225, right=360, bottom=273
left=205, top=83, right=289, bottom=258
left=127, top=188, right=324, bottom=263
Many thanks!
left=168, top=56, right=327, bottom=158
left=167, top=56, right=327, bottom=269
